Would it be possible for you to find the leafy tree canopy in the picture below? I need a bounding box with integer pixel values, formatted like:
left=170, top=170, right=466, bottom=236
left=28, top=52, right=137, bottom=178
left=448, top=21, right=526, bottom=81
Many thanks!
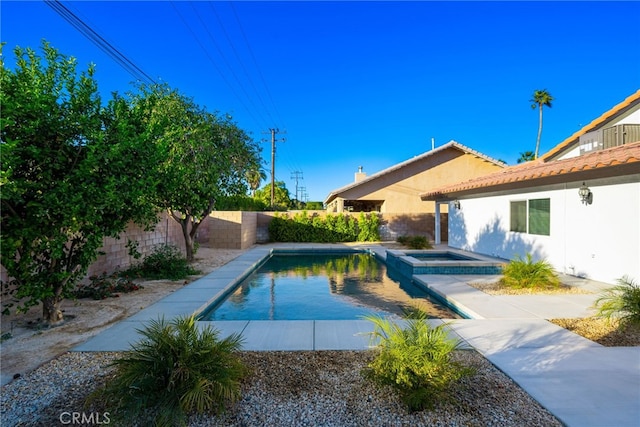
left=0, top=42, right=160, bottom=323
left=130, top=83, right=262, bottom=261
left=254, top=181, right=293, bottom=211
left=305, top=201, right=324, bottom=210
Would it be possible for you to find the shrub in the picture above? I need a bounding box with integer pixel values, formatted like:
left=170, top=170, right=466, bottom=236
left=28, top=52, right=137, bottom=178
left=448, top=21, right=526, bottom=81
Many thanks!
left=594, top=275, right=640, bottom=328
left=92, top=315, right=246, bottom=426
left=127, top=244, right=199, bottom=280
left=501, top=253, right=560, bottom=289
left=268, top=211, right=380, bottom=243
left=397, top=235, right=433, bottom=249
left=357, top=212, right=380, bottom=242
left=72, top=272, right=142, bottom=300
left=363, top=310, right=474, bottom=411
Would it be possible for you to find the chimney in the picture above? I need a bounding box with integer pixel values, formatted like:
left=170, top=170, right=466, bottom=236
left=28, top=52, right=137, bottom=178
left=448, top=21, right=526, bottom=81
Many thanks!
left=355, top=166, right=366, bottom=183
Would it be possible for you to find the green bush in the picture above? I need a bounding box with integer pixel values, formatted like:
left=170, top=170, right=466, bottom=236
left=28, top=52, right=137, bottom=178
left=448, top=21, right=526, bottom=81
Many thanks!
left=127, top=244, right=199, bottom=280
left=92, top=315, right=246, bottom=426
left=397, top=235, right=433, bottom=249
left=363, top=311, right=474, bottom=411
left=501, top=253, right=560, bottom=289
left=268, top=211, right=380, bottom=243
left=72, top=271, right=142, bottom=300
left=594, top=275, right=640, bottom=327
left=357, top=212, right=380, bottom=242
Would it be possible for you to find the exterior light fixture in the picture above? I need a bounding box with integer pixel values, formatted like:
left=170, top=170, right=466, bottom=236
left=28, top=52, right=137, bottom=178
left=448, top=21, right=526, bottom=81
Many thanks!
left=453, top=200, right=461, bottom=210
left=578, top=182, right=593, bottom=205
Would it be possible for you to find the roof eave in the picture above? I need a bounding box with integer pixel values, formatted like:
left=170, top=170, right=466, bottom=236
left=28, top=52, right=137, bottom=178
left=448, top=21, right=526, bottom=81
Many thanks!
left=421, top=162, right=639, bottom=201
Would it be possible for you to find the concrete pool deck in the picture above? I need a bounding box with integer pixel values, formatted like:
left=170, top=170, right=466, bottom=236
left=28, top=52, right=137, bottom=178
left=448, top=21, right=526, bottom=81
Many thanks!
left=74, top=243, right=640, bottom=427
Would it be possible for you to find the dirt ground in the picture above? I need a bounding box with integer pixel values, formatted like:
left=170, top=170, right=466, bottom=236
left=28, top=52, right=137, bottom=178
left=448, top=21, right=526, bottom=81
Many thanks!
left=0, top=246, right=246, bottom=386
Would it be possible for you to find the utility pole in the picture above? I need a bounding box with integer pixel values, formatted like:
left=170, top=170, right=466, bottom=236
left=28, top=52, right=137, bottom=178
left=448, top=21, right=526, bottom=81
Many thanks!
left=291, top=170, right=303, bottom=207
left=263, top=128, right=285, bottom=208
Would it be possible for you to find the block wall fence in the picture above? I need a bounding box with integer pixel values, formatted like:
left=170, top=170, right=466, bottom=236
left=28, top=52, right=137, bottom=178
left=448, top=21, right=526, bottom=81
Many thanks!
left=1, top=211, right=447, bottom=283
left=0, top=211, right=186, bottom=284
left=87, top=211, right=187, bottom=277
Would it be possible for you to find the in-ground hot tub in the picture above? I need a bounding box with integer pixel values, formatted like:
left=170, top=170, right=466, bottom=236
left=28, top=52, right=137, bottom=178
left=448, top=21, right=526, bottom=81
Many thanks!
left=385, top=248, right=505, bottom=277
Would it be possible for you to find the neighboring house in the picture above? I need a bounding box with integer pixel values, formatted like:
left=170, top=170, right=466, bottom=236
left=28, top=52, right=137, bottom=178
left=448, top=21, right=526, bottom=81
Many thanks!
left=324, top=141, right=506, bottom=213
left=420, top=90, right=640, bottom=284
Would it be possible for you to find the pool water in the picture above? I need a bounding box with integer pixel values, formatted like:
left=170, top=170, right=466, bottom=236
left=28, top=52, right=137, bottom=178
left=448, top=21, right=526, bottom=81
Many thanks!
left=200, top=253, right=459, bottom=321
left=411, top=252, right=474, bottom=261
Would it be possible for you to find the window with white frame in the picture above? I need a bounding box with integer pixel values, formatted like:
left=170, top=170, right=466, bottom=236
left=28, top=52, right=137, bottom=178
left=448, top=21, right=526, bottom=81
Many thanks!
left=510, top=198, right=550, bottom=236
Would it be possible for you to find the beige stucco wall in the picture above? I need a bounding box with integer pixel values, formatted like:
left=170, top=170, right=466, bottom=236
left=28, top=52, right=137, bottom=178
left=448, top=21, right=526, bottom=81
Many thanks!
left=330, top=149, right=503, bottom=213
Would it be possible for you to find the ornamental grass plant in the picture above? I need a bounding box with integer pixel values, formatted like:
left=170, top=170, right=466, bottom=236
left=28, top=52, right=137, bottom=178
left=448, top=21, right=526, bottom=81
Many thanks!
left=501, top=253, right=560, bottom=290
left=594, top=275, right=640, bottom=328
left=91, top=315, right=246, bottom=426
left=363, top=309, right=474, bottom=411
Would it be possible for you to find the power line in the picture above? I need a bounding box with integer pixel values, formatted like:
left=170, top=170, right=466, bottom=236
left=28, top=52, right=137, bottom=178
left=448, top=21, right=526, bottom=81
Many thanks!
left=209, top=2, right=278, bottom=127
left=263, top=128, right=285, bottom=208
left=44, top=0, right=156, bottom=86
left=189, top=2, right=271, bottom=129
left=229, top=1, right=286, bottom=129
left=170, top=1, right=267, bottom=129
left=291, top=170, right=303, bottom=203
left=299, top=186, right=308, bottom=203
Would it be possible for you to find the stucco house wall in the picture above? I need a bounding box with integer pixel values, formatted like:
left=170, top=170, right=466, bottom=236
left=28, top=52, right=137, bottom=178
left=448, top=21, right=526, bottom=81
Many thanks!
left=448, top=180, right=640, bottom=284
left=425, top=90, right=640, bottom=285
left=325, top=141, right=505, bottom=214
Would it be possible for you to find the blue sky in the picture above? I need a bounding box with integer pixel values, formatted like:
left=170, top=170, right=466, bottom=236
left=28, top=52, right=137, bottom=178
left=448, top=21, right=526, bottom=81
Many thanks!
left=2, top=1, right=639, bottom=202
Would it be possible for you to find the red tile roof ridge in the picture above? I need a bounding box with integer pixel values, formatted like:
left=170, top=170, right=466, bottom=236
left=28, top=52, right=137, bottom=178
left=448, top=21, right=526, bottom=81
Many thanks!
left=420, top=141, right=640, bottom=199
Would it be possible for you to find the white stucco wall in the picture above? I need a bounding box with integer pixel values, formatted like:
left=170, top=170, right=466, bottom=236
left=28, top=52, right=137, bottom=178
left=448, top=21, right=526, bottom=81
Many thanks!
left=618, top=109, right=640, bottom=125
left=448, top=180, right=640, bottom=284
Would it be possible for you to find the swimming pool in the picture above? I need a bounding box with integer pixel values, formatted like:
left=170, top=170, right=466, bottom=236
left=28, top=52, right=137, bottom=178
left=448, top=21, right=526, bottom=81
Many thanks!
left=386, top=249, right=506, bottom=276
left=199, top=252, right=459, bottom=321
left=411, top=252, right=475, bottom=261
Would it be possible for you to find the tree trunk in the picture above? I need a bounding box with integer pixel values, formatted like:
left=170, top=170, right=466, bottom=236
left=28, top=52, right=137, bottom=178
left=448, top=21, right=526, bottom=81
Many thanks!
left=179, top=216, right=195, bottom=263
left=42, top=293, right=64, bottom=325
left=534, top=104, right=543, bottom=159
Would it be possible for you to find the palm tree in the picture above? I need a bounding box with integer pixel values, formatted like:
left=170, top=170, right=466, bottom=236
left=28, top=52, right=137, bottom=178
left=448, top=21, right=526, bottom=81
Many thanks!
left=530, top=89, right=554, bottom=159
left=517, top=151, right=536, bottom=163
left=246, top=168, right=266, bottom=197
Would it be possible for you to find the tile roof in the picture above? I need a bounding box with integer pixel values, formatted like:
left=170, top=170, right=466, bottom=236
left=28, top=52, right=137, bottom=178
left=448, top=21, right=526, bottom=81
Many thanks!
left=325, top=140, right=505, bottom=203
left=420, top=141, right=640, bottom=200
left=541, top=90, right=640, bottom=161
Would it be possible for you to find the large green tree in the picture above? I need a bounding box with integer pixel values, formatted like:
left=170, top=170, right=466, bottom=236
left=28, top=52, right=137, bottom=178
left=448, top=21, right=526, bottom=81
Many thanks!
left=254, top=181, right=292, bottom=211
left=530, top=89, right=554, bottom=159
left=132, top=84, right=262, bottom=261
left=0, top=42, right=160, bottom=324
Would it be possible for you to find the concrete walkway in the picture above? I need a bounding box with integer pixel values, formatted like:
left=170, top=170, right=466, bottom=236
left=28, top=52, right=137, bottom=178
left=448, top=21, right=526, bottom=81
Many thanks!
left=74, top=244, right=640, bottom=427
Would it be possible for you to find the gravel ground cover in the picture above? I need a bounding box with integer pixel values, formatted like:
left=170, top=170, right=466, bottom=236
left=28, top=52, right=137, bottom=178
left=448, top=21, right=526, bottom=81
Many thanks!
left=2, top=350, right=563, bottom=427
left=550, top=317, right=640, bottom=347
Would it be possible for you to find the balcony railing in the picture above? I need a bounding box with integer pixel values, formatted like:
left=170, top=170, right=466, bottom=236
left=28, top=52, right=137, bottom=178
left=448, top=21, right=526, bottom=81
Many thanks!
left=579, top=123, right=640, bottom=155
